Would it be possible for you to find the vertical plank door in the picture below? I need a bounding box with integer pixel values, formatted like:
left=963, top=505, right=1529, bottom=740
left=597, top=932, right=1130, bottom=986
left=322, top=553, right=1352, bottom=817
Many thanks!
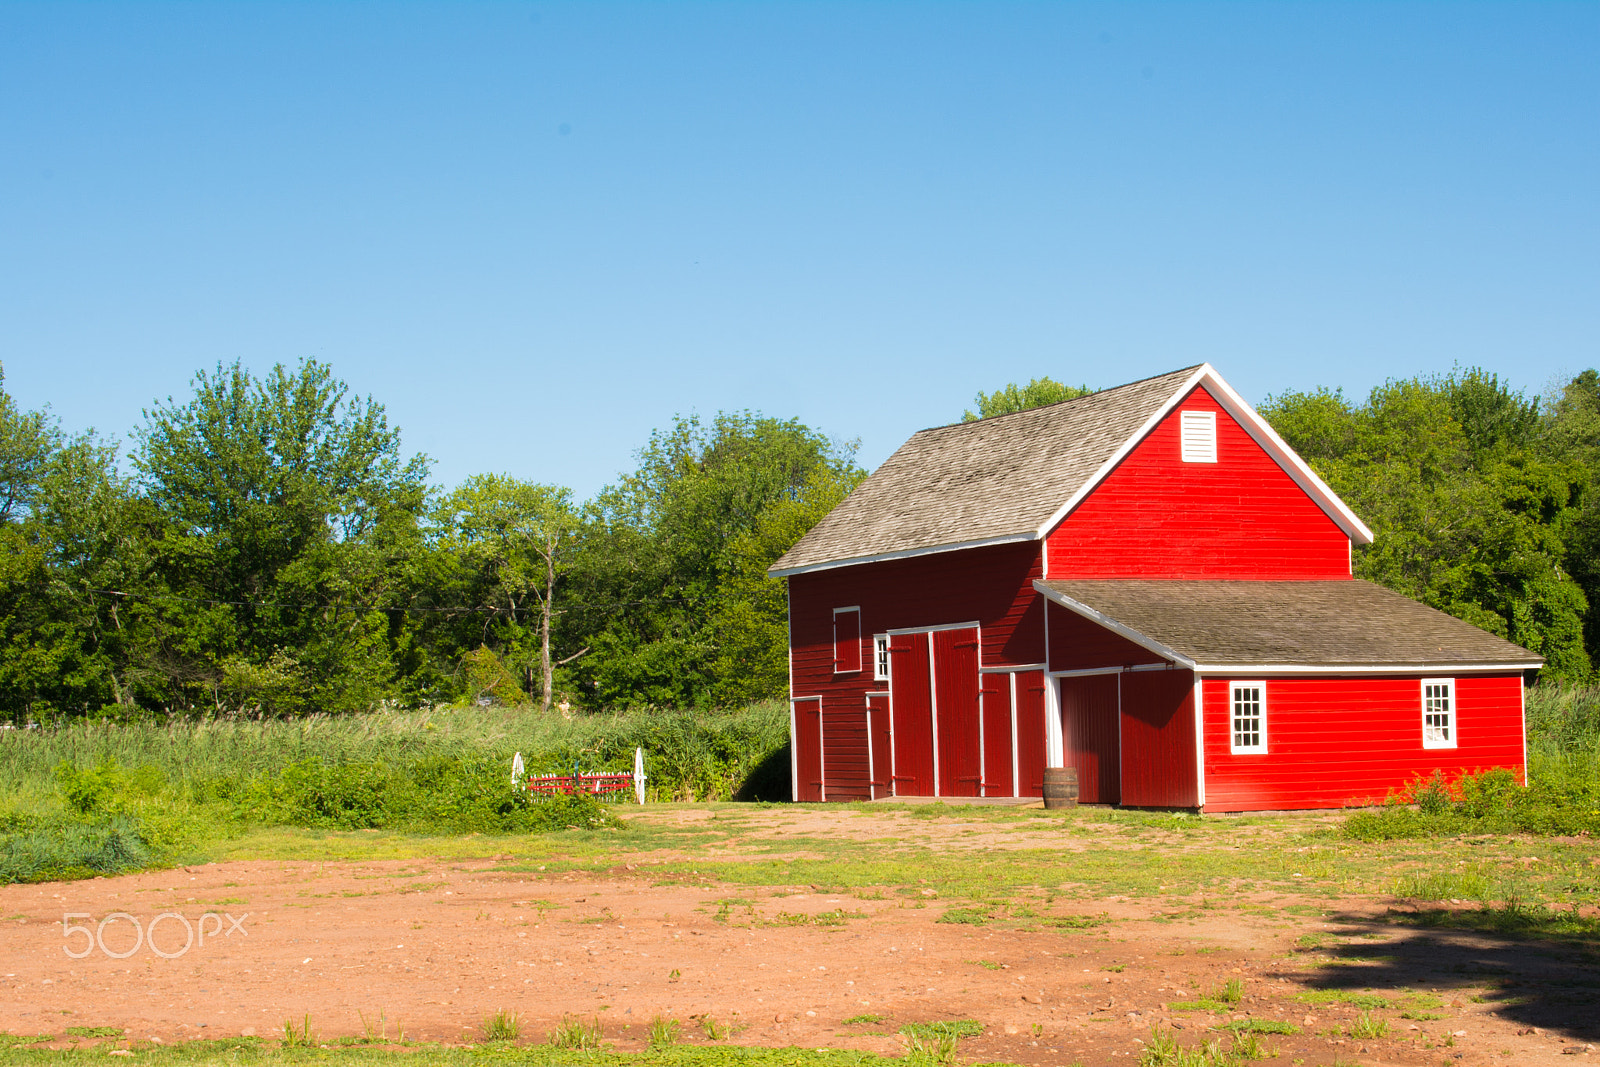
left=793, top=697, right=823, bottom=802
left=1061, top=673, right=1121, bottom=804
left=933, top=627, right=982, bottom=797
left=979, top=673, right=1015, bottom=797
left=888, top=634, right=935, bottom=796
left=1015, top=670, right=1048, bottom=797
left=866, top=693, right=892, bottom=799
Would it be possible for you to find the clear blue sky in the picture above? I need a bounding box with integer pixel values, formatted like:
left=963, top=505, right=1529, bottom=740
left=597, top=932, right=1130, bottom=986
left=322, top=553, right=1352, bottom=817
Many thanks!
left=3, top=2, right=1596, bottom=499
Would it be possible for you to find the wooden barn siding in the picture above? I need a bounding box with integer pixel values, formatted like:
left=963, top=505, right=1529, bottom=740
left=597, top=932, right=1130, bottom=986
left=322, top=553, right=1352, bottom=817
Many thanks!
left=1046, top=600, right=1167, bottom=669
left=1199, top=675, right=1527, bottom=813
left=1119, top=669, right=1199, bottom=808
left=1045, top=385, right=1352, bottom=580
left=788, top=542, right=1046, bottom=801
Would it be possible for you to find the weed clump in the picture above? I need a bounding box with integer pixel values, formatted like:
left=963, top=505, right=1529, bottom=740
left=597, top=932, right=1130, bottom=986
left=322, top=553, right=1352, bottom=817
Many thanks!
left=481, top=1010, right=519, bottom=1042
left=1343, top=767, right=1600, bottom=841
left=547, top=1015, right=603, bottom=1050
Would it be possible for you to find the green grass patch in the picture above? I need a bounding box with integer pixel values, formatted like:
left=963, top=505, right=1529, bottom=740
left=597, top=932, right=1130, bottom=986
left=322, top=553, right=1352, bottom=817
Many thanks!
left=1293, top=990, right=1390, bottom=1009
left=1216, top=1019, right=1298, bottom=1035
left=899, top=1021, right=983, bottom=1040
left=935, top=906, right=991, bottom=925
left=1390, top=901, right=1600, bottom=942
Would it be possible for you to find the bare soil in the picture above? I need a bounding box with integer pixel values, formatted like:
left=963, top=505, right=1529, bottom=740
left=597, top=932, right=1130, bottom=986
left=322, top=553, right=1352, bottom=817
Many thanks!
left=1, top=808, right=1595, bottom=1065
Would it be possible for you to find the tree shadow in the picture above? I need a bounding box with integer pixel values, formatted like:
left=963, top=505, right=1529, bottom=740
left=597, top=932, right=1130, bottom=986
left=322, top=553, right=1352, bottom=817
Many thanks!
left=734, top=742, right=790, bottom=802
left=1302, top=905, right=1600, bottom=1042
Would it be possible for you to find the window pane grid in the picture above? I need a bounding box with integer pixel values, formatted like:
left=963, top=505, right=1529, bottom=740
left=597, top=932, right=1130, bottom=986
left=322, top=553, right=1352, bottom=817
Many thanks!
left=1231, top=684, right=1264, bottom=753
left=1423, top=682, right=1453, bottom=745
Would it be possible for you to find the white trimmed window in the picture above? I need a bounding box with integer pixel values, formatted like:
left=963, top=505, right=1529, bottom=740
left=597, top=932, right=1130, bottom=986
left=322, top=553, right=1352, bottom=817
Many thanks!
left=873, top=634, right=890, bottom=681
left=1230, top=681, right=1266, bottom=754
left=1180, top=409, right=1218, bottom=463
left=1422, top=679, right=1456, bottom=749
left=832, top=607, right=862, bottom=673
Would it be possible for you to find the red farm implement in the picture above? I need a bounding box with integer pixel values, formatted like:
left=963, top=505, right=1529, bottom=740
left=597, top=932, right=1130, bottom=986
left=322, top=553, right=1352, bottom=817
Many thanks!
left=512, top=747, right=646, bottom=804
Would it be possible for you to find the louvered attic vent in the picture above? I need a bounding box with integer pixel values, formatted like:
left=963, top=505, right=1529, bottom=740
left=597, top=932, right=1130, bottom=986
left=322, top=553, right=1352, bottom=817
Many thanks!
left=1180, top=410, right=1217, bottom=463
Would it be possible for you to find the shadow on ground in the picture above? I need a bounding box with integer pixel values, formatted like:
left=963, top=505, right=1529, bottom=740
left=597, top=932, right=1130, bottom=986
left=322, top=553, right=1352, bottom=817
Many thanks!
left=1305, top=906, right=1600, bottom=1042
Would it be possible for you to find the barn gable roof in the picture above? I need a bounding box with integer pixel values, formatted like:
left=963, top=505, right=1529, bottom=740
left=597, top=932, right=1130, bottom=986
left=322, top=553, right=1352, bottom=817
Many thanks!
left=1035, top=579, right=1543, bottom=671
left=771, top=363, right=1373, bottom=577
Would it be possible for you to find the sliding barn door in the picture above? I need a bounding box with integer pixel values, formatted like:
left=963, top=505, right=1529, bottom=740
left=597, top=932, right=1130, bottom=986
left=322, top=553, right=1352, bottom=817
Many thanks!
left=933, top=627, right=981, bottom=797
left=1014, top=669, right=1048, bottom=797
left=979, top=673, right=1015, bottom=797
left=1060, top=673, right=1120, bottom=804
left=888, top=634, right=934, bottom=796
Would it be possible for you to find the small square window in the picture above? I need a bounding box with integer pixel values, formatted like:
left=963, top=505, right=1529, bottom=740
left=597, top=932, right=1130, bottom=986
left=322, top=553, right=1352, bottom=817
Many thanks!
left=1422, top=679, right=1456, bottom=749
left=1180, top=410, right=1218, bottom=463
left=1230, top=681, right=1266, bottom=754
left=873, top=634, right=890, bottom=681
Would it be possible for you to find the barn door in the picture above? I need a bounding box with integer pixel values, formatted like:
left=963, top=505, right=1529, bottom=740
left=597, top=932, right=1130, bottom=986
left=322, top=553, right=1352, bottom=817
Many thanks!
left=793, top=697, right=823, bottom=802
left=1061, top=674, right=1120, bottom=804
left=866, top=693, right=892, bottom=799
left=933, top=628, right=981, bottom=797
left=888, top=634, right=934, bottom=795
left=1015, top=669, right=1048, bottom=797
left=979, top=673, right=1015, bottom=797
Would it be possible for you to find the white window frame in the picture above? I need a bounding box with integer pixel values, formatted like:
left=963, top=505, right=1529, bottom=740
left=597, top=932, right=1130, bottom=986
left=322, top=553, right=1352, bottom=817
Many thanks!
left=1229, top=681, right=1267, bottom=754
left=872, top=633, right=890, bottom=682
left=1180, top=409, right=1218, bottom=463
left=1422, top=678, right=1456, bottom=749
left=832, top=606, right=862, bottom=674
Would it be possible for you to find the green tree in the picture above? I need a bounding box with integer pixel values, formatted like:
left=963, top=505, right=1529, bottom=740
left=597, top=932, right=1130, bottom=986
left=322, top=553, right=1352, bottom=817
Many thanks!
left=0, top=363, right=62, bottom=524
left=131, top=359, right=431, bottom=713
left=565, top=412, right=863, bottom=708
left=436, top=475, right=580, bottom=710
left=962, top=377, right=1093, bottom=421
left=1260, top=369, right=1593, bottom=682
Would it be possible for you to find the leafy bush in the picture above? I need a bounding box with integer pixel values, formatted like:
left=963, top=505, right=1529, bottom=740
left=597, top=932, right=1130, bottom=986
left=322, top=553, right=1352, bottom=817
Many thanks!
left=1343, top=766, right=1600, bottom=841
left=0, top=814, right=154, bottom=883
left=214, top=756, right=621, bottom=833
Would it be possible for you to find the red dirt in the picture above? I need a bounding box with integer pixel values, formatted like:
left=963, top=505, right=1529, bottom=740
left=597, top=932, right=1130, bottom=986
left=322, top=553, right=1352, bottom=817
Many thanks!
left=0, top=837, right=1594, bottom=1064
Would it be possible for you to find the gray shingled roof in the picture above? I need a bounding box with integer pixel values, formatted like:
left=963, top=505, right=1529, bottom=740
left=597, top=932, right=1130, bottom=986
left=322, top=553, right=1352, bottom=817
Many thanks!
left=1037, top=579, right=1542, bottom=668
left=771, top=366, right=1203, bottom=574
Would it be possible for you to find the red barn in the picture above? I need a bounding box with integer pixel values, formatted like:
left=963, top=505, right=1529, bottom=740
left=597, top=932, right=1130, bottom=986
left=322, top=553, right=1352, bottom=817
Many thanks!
left=769, top=365, right=1541, bottom=812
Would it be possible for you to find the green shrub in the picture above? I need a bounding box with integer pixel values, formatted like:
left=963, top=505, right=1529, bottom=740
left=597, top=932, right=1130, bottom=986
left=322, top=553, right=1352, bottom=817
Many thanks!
left=0, top=815, right=154, bottom=883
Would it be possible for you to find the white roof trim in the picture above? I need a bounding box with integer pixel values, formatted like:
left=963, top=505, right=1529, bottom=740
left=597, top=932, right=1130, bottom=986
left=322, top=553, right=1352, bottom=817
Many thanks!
left=1034, top=363, right=1374, bottom=546
left=1191, top=662, right=1541, bottom=675
left=1033, top=580, right=1197, bottom=670
left=769, top=531, right=1035, bottom=577
left=1196, top=367, right=1375, bottom=545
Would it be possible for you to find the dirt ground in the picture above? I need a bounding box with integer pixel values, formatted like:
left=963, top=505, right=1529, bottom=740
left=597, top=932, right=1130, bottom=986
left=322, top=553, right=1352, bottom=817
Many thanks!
left=1, top=807, right=1597, bottom=1066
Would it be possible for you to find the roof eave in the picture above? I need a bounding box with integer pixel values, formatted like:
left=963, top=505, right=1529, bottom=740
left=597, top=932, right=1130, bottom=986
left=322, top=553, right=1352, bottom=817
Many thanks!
left=769, top=531, right=1038, bottom=578
left=1188, top=661, right=1545, bottom=675
left=1032, top=580, right=1197, bottom=669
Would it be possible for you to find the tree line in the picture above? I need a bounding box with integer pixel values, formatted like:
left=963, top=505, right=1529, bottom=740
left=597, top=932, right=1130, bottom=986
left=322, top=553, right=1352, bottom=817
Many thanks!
left=1, top=360, right=1595, bottom=721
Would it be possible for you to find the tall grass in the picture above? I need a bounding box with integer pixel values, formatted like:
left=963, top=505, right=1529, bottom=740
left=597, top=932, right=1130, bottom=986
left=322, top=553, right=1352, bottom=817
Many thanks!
left=0, top=700, right=791, bottom=806
left=1525, top=683, right=1600, bottom=796
left=0, top=701, right=790, bottom=883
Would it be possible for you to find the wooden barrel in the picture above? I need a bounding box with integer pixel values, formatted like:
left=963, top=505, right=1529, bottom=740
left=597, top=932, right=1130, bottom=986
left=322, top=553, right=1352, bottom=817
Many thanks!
left=1042, top=766, right=1079, bottom=809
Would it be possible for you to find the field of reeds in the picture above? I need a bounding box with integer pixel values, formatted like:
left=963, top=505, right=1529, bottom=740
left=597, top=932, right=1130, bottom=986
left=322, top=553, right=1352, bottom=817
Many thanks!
left=0, top=701, right=790, bottom=883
